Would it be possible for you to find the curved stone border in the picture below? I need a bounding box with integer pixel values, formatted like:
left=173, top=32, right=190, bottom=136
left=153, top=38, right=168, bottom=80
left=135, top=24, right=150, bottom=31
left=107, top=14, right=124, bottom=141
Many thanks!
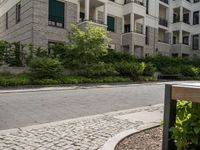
left=102, top=125, right=161, bottom=150
left=102, top=129, right=138, bottom=150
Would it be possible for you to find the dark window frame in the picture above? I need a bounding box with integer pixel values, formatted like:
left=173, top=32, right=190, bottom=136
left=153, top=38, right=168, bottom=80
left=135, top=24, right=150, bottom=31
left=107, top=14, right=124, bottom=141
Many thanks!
left=107, top=16, right=115, bottom=32
left=48, top=0, right=65, bottom=28
left=16, top=2, right=21, bottom=23
left=6, top=12, right=8, bottom=29
left=192, top=34, right=199, bottom=50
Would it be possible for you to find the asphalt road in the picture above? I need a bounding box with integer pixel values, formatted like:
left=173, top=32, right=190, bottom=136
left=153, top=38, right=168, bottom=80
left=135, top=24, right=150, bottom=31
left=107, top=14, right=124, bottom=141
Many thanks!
left=0, top=83, right=166, bottom=130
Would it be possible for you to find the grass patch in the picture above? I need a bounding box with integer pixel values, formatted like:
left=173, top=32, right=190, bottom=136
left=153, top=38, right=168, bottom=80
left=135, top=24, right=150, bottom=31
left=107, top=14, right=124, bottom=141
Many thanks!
left=0, top=74, right=131, bottom=87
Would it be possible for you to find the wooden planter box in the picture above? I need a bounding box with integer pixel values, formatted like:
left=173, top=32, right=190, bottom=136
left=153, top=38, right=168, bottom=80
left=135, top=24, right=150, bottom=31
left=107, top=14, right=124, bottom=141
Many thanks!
left=162, top=83, right=200, bottom=150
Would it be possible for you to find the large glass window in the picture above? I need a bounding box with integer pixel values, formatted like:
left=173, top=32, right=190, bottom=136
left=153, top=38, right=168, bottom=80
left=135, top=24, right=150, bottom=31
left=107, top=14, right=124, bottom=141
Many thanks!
left=48, top=0, right=65, bottom=28
left=193, top=35, right=199, bottom=50
left=107, top=16, right=115, bottom=32
left=193, top=11, right=199, bottom=25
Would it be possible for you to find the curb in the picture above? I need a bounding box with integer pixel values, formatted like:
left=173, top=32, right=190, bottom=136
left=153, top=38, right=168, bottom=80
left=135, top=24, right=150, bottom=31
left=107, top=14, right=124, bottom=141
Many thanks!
left=101, top=129, right=138, bottom=150
left=0, top=82, right=165, bottom=94
left=102, top=124, right=161, bottom=150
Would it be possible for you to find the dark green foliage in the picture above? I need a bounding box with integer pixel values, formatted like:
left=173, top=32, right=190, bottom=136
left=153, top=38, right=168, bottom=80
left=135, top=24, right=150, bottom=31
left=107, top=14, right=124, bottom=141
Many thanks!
left=29, top=57, right=63, bottom=79
left=160, top=66, right=181, bottom=74
left=0, top=41, right=25, bottom=67
left=181, top=65, right=200, bottom=77
left=101, top=49, right=135, bottom=63
left=145, top=55, right=191, bottom=72
left=143, top=63, right=156, bottom=76
left=0, top=41, right=6, bottom=65
left=115, top=62, right=145, bottom=80
left=78, top=63, right=115, bottom=77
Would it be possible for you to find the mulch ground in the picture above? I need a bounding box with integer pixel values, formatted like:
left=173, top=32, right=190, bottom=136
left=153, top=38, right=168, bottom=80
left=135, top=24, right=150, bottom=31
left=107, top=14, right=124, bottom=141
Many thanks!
left=115, top=127, right=162, bottom=150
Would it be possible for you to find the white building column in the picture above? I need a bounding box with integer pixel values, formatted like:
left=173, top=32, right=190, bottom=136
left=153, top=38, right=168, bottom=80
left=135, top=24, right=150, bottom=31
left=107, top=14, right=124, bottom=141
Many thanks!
left=179, top=30, right=182, bottom=44
left=85, top=0, right=90, bottom=21
left=104, top=2, right=108, bottom=25
left=94, top=8, right=98, bottom=21
left=77, top=2, right=80, bottom=22
left=143, top=17, right=146, bottom=34
left=180, top=6, right=183, bottom=22
left=122, top=16, right=125, bottom=33
left=190, top=11, right=193, bottom=25
left=130, top=13, right=134, bottom=32
left=189, top=33, right=191, bottom=46
left=171, top=31, right=174, bottom=44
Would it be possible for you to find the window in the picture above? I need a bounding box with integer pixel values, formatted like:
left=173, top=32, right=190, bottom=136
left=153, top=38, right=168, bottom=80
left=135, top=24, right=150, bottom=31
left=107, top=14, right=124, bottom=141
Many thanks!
left=6, top=12, right=8, bottom=29
left=107, top=16, right=115, bottom=32
left=173, top=36, right=176, bottom=44
left=146, top=0, right=149, bottom=14
left=193, top=11, right=199, bottom=25
left=48, top=0, right=65, bottom=28
left=145, top=27, right=149, bottom=45
left=183, top=36, right=189, bottom=45
left=194, top=0, right=200, bottom=3
left=124, top=24, right=130, bottom=33
left=183, top=13, right=189, bottom=24
left=193, top=35, right=199, bottom=50
left=16, top=3, right=21, bottom=23
left=80, top=12, right=85, bottom=22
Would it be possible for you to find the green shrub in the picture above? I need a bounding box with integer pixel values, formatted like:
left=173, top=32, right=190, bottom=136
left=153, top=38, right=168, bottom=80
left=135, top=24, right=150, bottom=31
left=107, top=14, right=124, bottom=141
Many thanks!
left=159, top=66, right=181, bottom=74
left=143, top=63, right=156, bottom=76
left=29, top=57, right=63, bottom=79
left=115, top=62, right=145, bottom=80
left=170, top=101, right=200, bottom=150
left=145, top=55, right=191, bottom=72
left=181, top=65, right=200, bottom=77
left=78, top=63, right=115, bottom=77
left=0, top=41, right=6, bottom=65
left=63, top=24, right=109, bottom=67
left=101, top=49, right=135, bottom=63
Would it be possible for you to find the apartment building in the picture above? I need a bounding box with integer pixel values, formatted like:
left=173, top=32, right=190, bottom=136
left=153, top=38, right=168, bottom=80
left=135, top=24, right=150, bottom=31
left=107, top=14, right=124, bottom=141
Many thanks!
left=0, top=0, right=200, bottom=58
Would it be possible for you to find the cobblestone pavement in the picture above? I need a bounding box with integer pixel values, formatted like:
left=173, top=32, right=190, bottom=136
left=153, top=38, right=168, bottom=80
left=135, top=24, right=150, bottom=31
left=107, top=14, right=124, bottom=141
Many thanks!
left=0, top=104, right=163, bottom=150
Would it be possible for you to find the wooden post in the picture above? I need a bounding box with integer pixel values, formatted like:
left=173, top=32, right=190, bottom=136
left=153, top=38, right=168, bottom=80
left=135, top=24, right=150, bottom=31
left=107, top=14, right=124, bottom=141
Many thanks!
left=162, top=84, right=177, bottom=150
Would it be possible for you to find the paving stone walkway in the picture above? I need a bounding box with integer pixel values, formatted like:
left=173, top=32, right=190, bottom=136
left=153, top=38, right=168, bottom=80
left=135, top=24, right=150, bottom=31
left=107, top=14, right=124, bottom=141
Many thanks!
left=0, top=104, right=163, bottom=150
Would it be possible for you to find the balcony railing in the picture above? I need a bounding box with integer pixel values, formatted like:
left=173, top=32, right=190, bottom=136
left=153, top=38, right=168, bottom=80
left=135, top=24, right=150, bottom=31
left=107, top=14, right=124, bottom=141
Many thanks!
left=124, top=23, right=143, bottom=34
left=135, top=23, right=143, bottom=34
left=159, top=18, right=168, bottom=27
left=158, top=39, right=169, bottom=44
left=124, top=0, right=145, bottom=6
left=173, top=17, right=180, bottom=23
left=160, top=0, right=169, bottom=4
left=79, top=18, right=104, bottom=25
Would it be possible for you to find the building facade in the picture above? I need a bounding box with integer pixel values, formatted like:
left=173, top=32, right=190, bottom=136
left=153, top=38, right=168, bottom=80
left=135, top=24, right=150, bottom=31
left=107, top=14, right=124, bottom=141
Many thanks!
left=0, top=0, right=200, bottom=58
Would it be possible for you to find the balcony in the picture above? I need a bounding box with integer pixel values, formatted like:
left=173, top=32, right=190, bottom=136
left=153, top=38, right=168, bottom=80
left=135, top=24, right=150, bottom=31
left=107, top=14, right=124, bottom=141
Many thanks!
left=79, top=0, right=107, bottom=27
left=124, top=0, right=145, bottom=6
left=159, top=18, right=168, bottom=27
left=160, top=0, right=169, bottom=4
left=171, top=44, right=191, bottom=56
left=79, top=18, right=104, bottom=25
left=124, top=23, right=144, bottom=34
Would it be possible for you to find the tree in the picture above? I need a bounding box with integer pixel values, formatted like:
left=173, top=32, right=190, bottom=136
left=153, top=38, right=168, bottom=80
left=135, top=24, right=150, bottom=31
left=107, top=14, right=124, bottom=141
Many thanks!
left=66, top=23, right=110, bottom=65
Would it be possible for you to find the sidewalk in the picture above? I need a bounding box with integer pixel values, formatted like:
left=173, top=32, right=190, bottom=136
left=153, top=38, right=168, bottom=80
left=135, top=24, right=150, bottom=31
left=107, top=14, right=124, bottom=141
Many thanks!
left=0, top=104, right=163, bottom=150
